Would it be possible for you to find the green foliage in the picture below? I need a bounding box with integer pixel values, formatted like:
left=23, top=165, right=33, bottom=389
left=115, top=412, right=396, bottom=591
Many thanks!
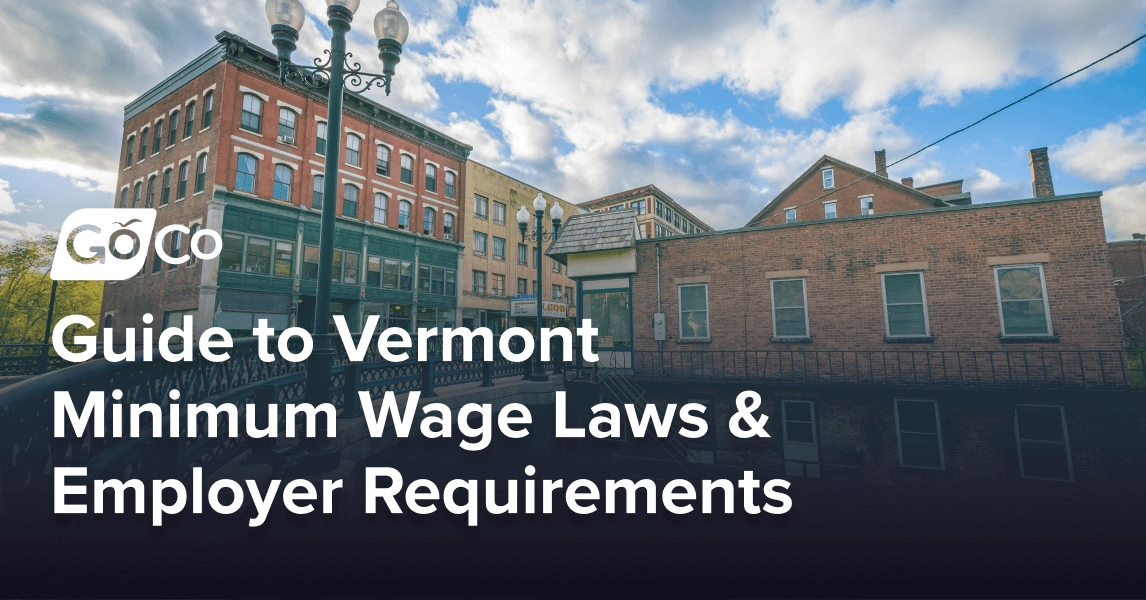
left=0, top=235, right=103, bottom=344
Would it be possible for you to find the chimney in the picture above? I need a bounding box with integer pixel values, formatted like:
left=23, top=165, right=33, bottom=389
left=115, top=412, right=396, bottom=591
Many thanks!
left=1133, top=233, right=1145, bottom=241
left=1029, top=147, right=1055, bottom=198
left=901, top=177, right=914, bottom=188
left=875, top=149, right=887, bottom=177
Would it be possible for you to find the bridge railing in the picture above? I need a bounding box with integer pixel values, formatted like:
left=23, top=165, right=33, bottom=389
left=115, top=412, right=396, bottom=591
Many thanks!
left=0, top=344, right=86, bottom=376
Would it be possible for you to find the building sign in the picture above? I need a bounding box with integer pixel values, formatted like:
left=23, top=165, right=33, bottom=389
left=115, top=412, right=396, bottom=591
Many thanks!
left=511, top=299, right=568, bottom=319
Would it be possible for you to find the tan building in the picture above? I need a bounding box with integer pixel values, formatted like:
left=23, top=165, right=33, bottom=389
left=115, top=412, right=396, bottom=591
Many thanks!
left=579, top=184, right=714, bottom=239
left=460, top=161, right=584, bottom=333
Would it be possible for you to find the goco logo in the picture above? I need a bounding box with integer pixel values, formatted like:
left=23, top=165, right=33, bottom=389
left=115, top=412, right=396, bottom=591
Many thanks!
left=50, top=209, right=222, bottom=281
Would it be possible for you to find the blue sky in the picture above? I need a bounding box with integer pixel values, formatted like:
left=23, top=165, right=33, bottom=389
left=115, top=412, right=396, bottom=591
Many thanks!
left=0, top=0, right=1144, bottom=240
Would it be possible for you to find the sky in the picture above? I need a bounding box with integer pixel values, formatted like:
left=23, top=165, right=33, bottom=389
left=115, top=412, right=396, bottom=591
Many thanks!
left=0, top=0, right=1144, bottom=242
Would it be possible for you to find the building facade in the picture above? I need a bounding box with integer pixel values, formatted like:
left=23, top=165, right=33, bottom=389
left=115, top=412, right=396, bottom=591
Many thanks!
left=459, top=161, right=583, bottom=333
left=1110, top=233, right=1146, bottom=346
left=101, top=31, right=471, bottom=338
left=579, top=184, right=713, bottom=239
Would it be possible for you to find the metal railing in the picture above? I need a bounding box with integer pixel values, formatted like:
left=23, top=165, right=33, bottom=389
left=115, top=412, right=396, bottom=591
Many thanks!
left=0, top=344, right=86, bottom=376
left=591, top=349, right=1146, bottom=391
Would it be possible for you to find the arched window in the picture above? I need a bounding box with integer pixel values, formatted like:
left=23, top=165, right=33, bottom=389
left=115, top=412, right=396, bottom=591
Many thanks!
left=202, top=91, right=214, bottom=128
left=132, top=182, right=142, bottom=208
left=188, top=223, right=202, bottom=265
left=119, top=187, right=128, bottom=208
left=195, top=154, right=208, bottom=192
left=145, top=175, right=156, bottom=208
left=423, top=207, right=435, bottom=236
left=240, top=93, right=263, bottom=132
left=138, top=127, right=149, bottom=160
left=152, top=119, right=163, bottom=154
left=312, top=175, right=324, bottom=209
left=443, top=212, right=454, bottom=240
left=168, top=110, right=179, bottom=146
left=125, top=135, right=135, bottom=167
left=273, top=164, right=293, bottom=201
left=103, top=314, right=113, bottom=329
left=184, top=101, right=196, bottom=138
left=376, top=146, right=390, bottom=176
left=278, top=108, right=297, bottom=144
left=400, top=154, right=413, bottom=184
left=398, top=200, right=411, bottom=230
left=444, top=170, right=456, bottom=198
left=177, top=161, right=190, bottom=198
left=235, top=153, right=257, bottom=193
left=161, top=168, right=172, bottom=205
left=346, top=134, right=361, bottom=166
left=315, top=122, right=327, bottom=156
left=425, top=163, right=437, bottom=193
left=373, top=192, right=387, bottom=224
left=343, top=184, right=359, bottom=217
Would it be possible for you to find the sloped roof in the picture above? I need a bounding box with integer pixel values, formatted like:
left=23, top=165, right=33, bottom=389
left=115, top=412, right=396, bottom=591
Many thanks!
left=546, top=209, right=638, bottom=263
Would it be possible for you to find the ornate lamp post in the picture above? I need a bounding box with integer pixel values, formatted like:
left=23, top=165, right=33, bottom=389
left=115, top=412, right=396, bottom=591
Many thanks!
left=265, top=0, right=408, bottom=412
left=517, top=194, right=563, bottom=381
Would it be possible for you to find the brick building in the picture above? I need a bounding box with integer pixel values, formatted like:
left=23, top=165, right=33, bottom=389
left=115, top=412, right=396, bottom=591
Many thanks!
left=1110, top=234, right=1146, bottom=346
left=580, top=184, right=714, bottom=239
left=101, top=31, right=471, bottom=337
left=554, top=152, right=1145, bottom=495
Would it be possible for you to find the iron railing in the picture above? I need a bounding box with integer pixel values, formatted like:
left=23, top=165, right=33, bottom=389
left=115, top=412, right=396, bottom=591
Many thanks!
left=0, top=344, right=86, bottom=376
left=591, top=349, right=1146, bottom=391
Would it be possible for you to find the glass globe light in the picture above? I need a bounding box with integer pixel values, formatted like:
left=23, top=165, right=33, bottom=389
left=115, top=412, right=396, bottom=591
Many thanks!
left=517, top=205, right=531, bottom=225
left=533, top=193, right=547, bottom=212
left=327, top=0, right=361, bottom=15
left=266, top=0, right=306, bottom=30
left=374, top=1, right=410, bottom=46
left=550, top=202, right=564, bottom=221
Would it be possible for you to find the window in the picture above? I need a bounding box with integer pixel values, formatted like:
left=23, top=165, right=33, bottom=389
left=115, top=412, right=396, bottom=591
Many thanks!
left=160, top=169, right=172, bottom=206
left=781, top=400, right=816, bottom=445
left=882, top=272, right=929, bottom=337
left=302, top=246, right=319, bottom=280
left=168, top=110, right=179, bottom=146
left=860, top=196, right=874, bottom=216
left=584, top=290, right=632, bottom=348
left=491, top=274, right=506, bottom=296
left=399, top=261, right=413, bottom=290
left=343, top=252, right=359, bottom=285
left=273, top=164, right=293, bottom=201
left=534, top=247, right=541, bottom=267
left=145, top=175, right=156, bottom=208
left=168, top=230, right=183, bottom=266
left=382, top=258, right=399, bottom=288
left=444, top=170, right=455, bottom=198
left=425, top=163, right=436, bottom=193
left=422, top=207, right=435, bottom=236
left=312, top=175, right=324, bottom=209
left=785, top=208, right=796, bottom=224
left=492, top=236, right=505, bottom=260
left=655, top=224, right=664, bottom=238
left=235, top=153, right=257, bottom=193
left=373, top=192, right=387, bottom=224
left=894, top=399, right=944, bottom=470
left=240, top=93, right=263, bottom=133
left=188, top=223, right=201, bottom=265
left=138, top=127, right=149, bottom=160
left=119, top=188, right=128, bottom=208
left=517, top=243, right=528, bottom=265
left=517, top=278, right=528, bottom=295
left=152, top=119, right=163, bottom=154
left=1014, top=405, right=1072, bottom=481
left=565, top=286, right=574, bottom=303
left=195, top=153, right=207, bottom=193
left=443, top=213, right=454, bottom=240
left=493, top=201, right=506, bottom=225
left=822, top=168, right=834, bottom=189
left=177, top=161, right=189, bottom=199
left=532, top=280, right=538, bottom=296
left=184, top=101, right=195, bottom=138
left=552, top=284, right=562, bottom=300
left=824, top=201, right=836, bottom=219
left=674, top=213, right=681, bottom=229
left=152, top=249, right=162, bottom=273
left=551, top=258, right=560, bottom=273
left=432, top=267, right=445, bottom=295
left=398, top=200, right=411, bottom=230
left=273, top=241, right=293, bottom=277
left=995, top=265, right=1052, bottom=336
left=445, top=270, right=456, bottom=296
left=473, top=231, right=488, bottom=255
left=220, top=233, right=244, bottom=272
left=367, top=256, right=382, bottom=286
left=316, top=122, right=327, bottom=156
left=245, top=237, right=272, bottom=275
left=132, top=182, right=142, bottom=208
left=125, top=135, right=135, bottom=167
left=679, top=284, right=709, bottom=339
left=632, top=199, right=646, bottom=215
left=202, top=91, right=213, bottom=128
left=771, top=278, right=808, bottom=338
left=376, top=145, right=389, bottom=176
left=474, top=194, right=488, bottom=219
left=346, top=134, right=361, bottom=166
left=655, top=200, right=663, bottom=217
left=343, top=184, right=359, bottom=218
left=472, top=270, right=487, bottom=294
left=400, top=153, right=413, bottom=184
left=278, top=108, right=297, bottom=143
left=419, top=265, right=432, bottom=294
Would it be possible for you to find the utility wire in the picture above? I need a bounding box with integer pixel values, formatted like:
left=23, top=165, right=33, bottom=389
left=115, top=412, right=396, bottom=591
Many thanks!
left=751, top=32, right=1146, bottom=226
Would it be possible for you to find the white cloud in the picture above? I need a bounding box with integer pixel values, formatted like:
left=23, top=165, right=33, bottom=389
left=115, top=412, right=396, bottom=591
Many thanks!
left=0, top=219, right=46, bottom=242
left=1102, top=181, right=1146, bottom=240
left=0, top=178, right=15, bottom=214
left=969, top=167, right=1026, bottom=200
left=1056, top=112, right=1146, bottom=183
left=487, top=100, right=555, bottom=164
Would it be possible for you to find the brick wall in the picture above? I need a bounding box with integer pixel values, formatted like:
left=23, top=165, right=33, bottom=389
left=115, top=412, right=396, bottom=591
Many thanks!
left=1110, top=239, right=1146, bottom=345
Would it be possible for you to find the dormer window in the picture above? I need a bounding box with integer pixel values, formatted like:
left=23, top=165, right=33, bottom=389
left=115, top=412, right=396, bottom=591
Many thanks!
left=822, top=168, right=835, bottom=189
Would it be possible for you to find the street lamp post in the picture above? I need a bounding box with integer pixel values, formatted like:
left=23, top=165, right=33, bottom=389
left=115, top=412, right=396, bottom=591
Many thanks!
left=265, top=0, right=408, bottom=414
left=517, top=194, right=563, bottom=382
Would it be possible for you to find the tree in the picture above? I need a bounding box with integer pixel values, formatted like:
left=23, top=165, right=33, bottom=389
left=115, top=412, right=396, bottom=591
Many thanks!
left=0, top=235, right=103, bottom=345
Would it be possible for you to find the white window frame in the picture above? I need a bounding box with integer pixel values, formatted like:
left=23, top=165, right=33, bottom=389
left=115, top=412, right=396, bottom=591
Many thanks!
left=823, top=200, right=836, bottom=219
left=893, top=399, right=945, bottom=471
left=770, top=278, right=809, bottom=339
left=860, top=195, right=874, bottom=216
left=1014, top=404, right=1074, bottom=482
left=821, top=168, right=834, bottom=189
left=880, top=271, right=930, bottom=338
left=993, top=264, right=1053, bottom=338
left=784, top=207, right=796, bottom=224
left=781, top=400, right=817, bottom=446
left=677, top=283, right=710, bottom=340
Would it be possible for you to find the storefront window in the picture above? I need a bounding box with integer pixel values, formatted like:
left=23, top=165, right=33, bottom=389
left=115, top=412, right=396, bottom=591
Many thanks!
left=584, top=291, right=631, bottom=348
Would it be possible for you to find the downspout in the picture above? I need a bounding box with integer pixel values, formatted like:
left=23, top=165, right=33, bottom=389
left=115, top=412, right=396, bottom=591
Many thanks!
left=656, top=242, right=663, bottom=376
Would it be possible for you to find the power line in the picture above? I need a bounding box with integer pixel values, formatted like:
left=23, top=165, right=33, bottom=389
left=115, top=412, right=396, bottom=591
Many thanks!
left=752, top=32, right=1146, bottom=226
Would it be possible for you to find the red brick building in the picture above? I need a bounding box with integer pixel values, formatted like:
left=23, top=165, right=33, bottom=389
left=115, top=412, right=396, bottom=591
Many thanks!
left=1110, top=234, right=1146, bottom=346
left=580, top=184, right=714, bottom=239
